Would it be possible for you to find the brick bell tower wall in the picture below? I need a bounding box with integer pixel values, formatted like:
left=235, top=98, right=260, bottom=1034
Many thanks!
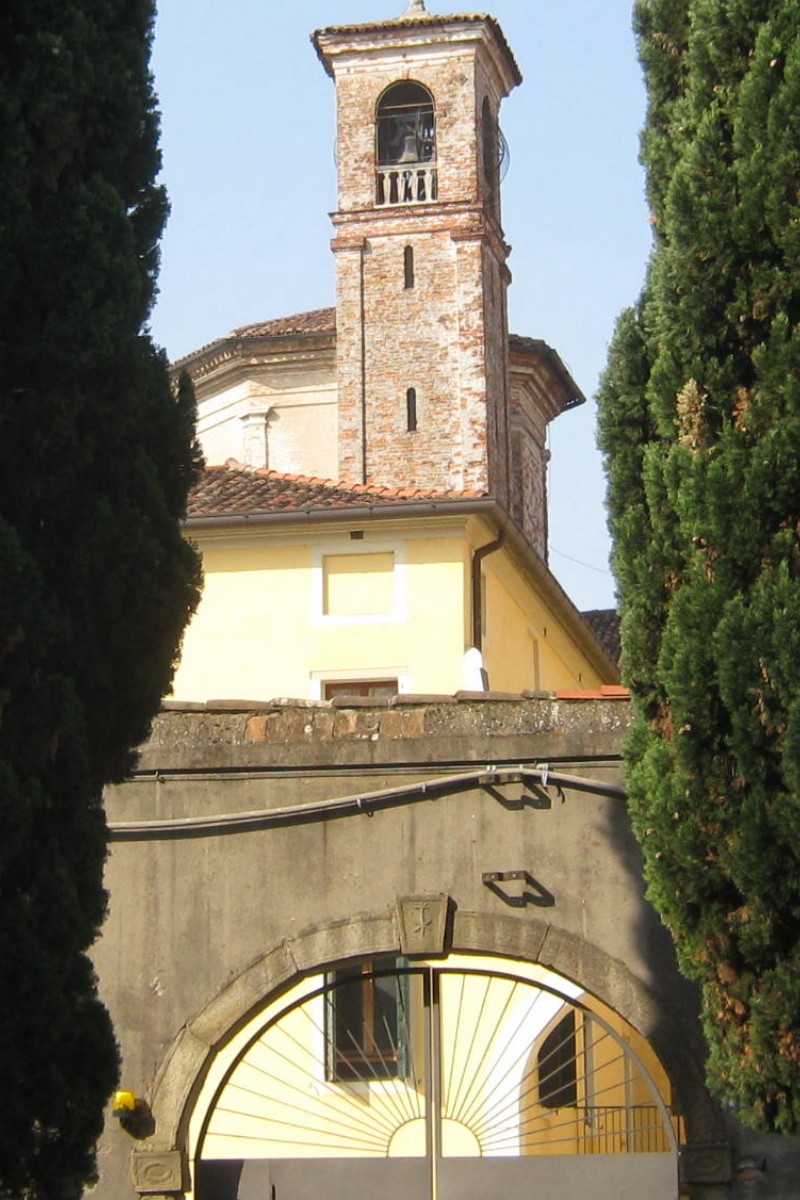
left=316, top=17, right=519, bottom=500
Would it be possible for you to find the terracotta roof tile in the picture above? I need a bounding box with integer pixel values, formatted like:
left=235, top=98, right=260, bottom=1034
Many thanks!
left=188, top=465, right=486, bottom=520
left=555, top=686, right=630, bottom=700
left=171, top=308, right=336, bottom=369
left=580, top=609, right=621, bottom=664
left=231, top=307, right=336, bottom=339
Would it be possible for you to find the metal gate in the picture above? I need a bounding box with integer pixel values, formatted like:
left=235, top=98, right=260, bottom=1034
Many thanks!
left=196, top=963, right=680, bottom=1200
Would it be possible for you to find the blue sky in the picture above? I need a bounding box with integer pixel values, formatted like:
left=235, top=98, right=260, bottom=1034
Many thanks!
left=150, top=1, right=652, bottom=611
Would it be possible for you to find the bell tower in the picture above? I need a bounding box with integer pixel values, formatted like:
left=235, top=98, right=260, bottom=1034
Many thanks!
left=313, top=3, right=521, bottom=499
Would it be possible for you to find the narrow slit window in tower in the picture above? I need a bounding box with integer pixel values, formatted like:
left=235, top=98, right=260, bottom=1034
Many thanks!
left=406, top=388, right=417, bottom=432
left=404, top=245, right=415, bottom=289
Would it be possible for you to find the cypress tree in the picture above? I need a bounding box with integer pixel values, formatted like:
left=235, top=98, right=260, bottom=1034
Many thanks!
left=0, top=0, right=202, bottom=1193
left=599, top=0, right=800, bottom=1132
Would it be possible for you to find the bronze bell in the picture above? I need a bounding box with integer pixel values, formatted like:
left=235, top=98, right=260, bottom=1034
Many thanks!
left=397, top=131, right=419, bottom=163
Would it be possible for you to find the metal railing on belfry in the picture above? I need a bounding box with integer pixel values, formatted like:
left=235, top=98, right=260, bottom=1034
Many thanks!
left=376, top=163, right=438, bottom=206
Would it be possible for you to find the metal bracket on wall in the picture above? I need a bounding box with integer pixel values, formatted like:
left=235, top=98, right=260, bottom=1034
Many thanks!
left=481, top=869, right=555, bottom=908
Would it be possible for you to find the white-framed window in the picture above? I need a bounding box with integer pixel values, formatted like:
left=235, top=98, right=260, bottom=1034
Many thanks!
left=309, top=668, right=410, bottom=702
left=311, top=541, right=407, bottom=626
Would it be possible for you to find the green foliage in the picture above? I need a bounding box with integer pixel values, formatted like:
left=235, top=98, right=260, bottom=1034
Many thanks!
left=599, top=0, right=800, bottom=1132
left=0, top=0, right=202, bottom=1193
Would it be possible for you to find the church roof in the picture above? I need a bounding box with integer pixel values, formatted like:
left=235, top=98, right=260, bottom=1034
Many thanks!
left=222, top=307, right=568, bottom=364
left=188, top=465, right=486, bottom=520
left=231, top=307, right=336, bottom=339
left=172, top=308, right=336, bottom=369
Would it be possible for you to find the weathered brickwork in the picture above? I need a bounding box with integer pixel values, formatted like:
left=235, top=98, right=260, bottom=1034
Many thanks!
left=481, top=237, right=512, bottom=509
left=509, top=429, right=545, bottom=558
left=318, top=17, right=517, bottom=498
left=508, top=350, right=581, bottom=554
left=510, top=376, right=550, bottom=558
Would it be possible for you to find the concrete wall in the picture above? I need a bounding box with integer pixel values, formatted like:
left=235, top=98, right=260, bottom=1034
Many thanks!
left=91, top=695, right=746, bottom=1200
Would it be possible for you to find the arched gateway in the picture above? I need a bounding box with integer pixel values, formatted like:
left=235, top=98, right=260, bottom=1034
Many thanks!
left=130, top=905, right=728, bottom=1200
left=191, top=954, right=680, bottom=1200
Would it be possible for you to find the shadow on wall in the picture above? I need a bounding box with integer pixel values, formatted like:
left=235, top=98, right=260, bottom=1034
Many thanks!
left=601, top=794, right=728, bottom=1184
left=195, top=1160, right=243, bottom=1200
left=606, top=785, right=800, bottom=1196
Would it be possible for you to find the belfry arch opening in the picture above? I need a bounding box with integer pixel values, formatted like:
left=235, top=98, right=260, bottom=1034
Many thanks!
left=188, top=953, right=683, bottom=1200
left=375, top=82, right=437, bottom=206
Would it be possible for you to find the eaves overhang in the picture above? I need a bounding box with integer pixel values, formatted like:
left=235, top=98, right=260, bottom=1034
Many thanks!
left=172, top=328, right=336, bottom=385
left=509, top=336, right=585, bottom=413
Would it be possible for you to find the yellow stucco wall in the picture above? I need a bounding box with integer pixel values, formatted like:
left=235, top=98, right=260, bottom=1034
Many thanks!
left=171, top=525, right=469, bottom=703
left=171, top=517, right=609, bottom=704
left=480, top=542, right=607, bottom=693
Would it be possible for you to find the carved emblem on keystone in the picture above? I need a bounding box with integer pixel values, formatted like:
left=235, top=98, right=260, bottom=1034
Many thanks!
left=132, top=1148, right=185, bottom=1194
left=396, top=893, right=450, bottom=956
